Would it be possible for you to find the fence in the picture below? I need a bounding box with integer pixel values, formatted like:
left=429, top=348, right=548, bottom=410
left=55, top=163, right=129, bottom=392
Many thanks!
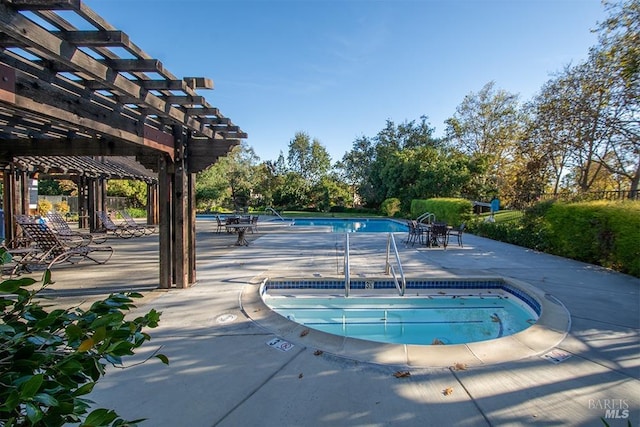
left=38, top=196, right=131, bottom=213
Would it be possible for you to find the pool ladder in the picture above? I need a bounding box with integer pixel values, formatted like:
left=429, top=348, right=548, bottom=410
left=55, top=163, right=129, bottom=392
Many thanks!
left=343, top=232, right=406, bottom=297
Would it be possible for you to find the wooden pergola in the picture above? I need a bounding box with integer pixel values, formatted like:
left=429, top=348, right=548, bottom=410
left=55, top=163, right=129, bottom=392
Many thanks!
left=0, top=0, right=247, bottom=288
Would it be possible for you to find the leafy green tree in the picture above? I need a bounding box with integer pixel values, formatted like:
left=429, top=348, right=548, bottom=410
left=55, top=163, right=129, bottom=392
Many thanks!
left=195, top=143, right=261, bottom=211
left=0, top=261, right=167, bottom=426
left=444, top=81, right=523, bottom=200
left=107, top=180, right=147, bottom=208
left=287, top=132, right=331, bottom=184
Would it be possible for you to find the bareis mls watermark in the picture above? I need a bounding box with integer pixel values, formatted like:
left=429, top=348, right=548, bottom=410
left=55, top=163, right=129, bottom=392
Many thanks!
left=589, top=399, right=630, bottom=420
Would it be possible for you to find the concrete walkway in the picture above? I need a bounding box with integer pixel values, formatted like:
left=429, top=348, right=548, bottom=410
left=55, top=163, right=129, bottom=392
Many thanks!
left=31, top=218, right=639, bottom=426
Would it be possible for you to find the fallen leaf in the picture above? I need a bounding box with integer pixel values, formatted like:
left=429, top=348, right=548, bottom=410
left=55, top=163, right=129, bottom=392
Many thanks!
left=452, top=362, right=467, bottom=371
left=431, top=338, right=445, bottom=345
left=443, top=387, right=453, bottom=396
left=298, top=373, right=303, bottom=379
left=300, top=329, right=309, bottom=337
left=313, top=350, right=323, bottom=356
left=393, top=371, right=411, bottom=378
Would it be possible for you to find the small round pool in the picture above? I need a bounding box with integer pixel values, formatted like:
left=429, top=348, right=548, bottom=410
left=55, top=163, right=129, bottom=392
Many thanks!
left=261, top=279, right=539, bottom=345
left=264, top=293, right=537, bottom=345
left=242, top=277, right=571, bottom=367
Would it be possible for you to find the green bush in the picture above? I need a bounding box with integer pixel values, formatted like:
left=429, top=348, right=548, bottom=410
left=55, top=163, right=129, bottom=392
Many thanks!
left=545, top=201, right=640, bottom=277
left=468, top=200, right=640, bottom=277
left=380, top=198, right=401, bottom=217
left=410, top=198, right=473, bottom=226
left=0, top=255, right=168, bottom=426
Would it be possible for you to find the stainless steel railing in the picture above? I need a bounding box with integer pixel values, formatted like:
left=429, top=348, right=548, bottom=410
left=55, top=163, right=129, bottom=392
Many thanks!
left=385, top=232, right=406, bottom=296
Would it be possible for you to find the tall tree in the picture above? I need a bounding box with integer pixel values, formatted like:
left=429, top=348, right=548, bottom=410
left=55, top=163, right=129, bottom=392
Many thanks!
left=444, top=81, right=523, bottom=199
left=287, top=131, right=331, bottom=184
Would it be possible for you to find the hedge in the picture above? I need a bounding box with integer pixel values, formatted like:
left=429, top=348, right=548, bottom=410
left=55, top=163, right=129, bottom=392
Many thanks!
left=410, top=198, right=473, bottom=226
left=545, top=200, right=640, bottom=277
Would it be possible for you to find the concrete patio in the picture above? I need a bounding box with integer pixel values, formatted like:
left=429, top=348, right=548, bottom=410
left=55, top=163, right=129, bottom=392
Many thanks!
left=28, top=217, right=640, bottom=426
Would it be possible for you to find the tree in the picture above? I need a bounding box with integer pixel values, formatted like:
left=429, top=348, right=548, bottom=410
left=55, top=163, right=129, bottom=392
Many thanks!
left=0, top=261, right=167, bottom=426
left=286, top=132, right=331, bottom=184
left=195, top=143, right=261, bottom=211
left=107, top=180, right=147, bottom=208
left=444, top=81, right=523, bottom=199
left=593, top=0, right=640, bottom=197
left=336, top=135, right=375, bottom=206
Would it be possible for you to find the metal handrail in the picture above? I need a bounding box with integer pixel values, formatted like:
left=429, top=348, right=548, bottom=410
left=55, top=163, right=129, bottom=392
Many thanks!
left=344, top=232, right=350, bottom=297
left=266, top=207, right=285, bottom=220
left=385, top=233, right=406, bottom=296
left=416, top=212, right=435, bottom=224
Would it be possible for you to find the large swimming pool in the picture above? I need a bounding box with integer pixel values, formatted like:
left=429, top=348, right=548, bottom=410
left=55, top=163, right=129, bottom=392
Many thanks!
left=291, top=218, right=407, bottom=233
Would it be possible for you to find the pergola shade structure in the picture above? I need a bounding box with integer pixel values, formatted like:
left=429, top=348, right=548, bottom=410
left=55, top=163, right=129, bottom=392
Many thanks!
left=0, top=0, right=247, bottom=288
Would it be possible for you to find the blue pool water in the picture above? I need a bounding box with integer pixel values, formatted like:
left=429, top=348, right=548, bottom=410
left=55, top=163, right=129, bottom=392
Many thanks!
left=292, top=218, right=407, bottom=233
left=265, top=295, right=537, bottom=345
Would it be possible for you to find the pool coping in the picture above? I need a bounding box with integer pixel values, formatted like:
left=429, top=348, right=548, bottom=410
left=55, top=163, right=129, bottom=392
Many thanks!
left=240, top=275, right=571, bottom=368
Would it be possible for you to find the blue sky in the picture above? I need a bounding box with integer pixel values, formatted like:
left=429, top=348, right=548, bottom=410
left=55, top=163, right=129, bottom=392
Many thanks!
left=84, top=0, right=606, bottom=163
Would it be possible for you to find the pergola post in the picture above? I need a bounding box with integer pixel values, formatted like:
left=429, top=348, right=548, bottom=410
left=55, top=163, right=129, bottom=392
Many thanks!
left=158, top=155, right=172, bottom=289
left=172, top=125, right=189, bottom=288
left=2, top=169, right=16, bottom=244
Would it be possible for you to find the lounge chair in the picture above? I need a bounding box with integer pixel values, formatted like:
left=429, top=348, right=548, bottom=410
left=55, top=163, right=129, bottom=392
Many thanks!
left=13, top=221, right=113, bottom=274
left=118, top=210, right=157, bottom=235
left=96, top=211, right=145, bottom=239
left=46, top=212, right=107, bottom=244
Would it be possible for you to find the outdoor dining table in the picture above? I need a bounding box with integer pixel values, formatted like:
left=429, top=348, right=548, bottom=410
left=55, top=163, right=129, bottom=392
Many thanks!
left=416, top=223, right=452, bottom=248
left=224, top=223, right=254, bottom=246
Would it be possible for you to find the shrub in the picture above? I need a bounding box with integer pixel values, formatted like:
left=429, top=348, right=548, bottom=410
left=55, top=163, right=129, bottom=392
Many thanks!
left=36, top=199, right=52, bottom=216
left=0, top=254, right=167, bottom=426
left=410, top=198, right=473, bottom=226
left=53, top=200, right=70, bottom=214
left=545, top=201, right=640, bottom=277
left=380, top=198, right=401, bottom=217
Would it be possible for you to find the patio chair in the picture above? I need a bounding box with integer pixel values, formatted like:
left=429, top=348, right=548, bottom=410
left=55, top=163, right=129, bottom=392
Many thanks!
left=96, top=211, right=145, bottom=239
left=448, top=223, right=465, bottom=247
left=405, top=220, right=424, bottom=246
left=46, top=212, right=107, bottom=244
left=13, top=222, right=113, bottom=274
left=215, top=215, right=225, bottom=233
left=429, top=222, right=449, bottom=249
left=249, top=215, right=259, bottom=233
left=118, top=210, right=157, bottom=235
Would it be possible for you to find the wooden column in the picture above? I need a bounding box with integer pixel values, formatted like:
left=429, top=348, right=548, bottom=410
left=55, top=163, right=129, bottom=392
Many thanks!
left=147, top=183, right=159, bottom=225
left=77, top=176, right=88, bottom=229
left=19, top=170, right=28, bottom=217
left=187, top=169, right=196, bottom=284
left=86, top=177, right=95, bottom=230
left=172, top=125, right=189, bottom=288
left=2, top=169, right=17, bottom=244
left=158, top=155, right=172, bottom=289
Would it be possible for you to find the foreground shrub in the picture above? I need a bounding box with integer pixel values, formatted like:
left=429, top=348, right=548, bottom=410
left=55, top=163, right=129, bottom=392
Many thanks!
left=0, top=255, right=167, bottom=426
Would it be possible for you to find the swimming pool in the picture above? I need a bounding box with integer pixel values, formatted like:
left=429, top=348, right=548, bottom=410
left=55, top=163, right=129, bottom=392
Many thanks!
left=261, top=279, right=539, bottom=345
left=291, top=218, right=407, bottom=233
